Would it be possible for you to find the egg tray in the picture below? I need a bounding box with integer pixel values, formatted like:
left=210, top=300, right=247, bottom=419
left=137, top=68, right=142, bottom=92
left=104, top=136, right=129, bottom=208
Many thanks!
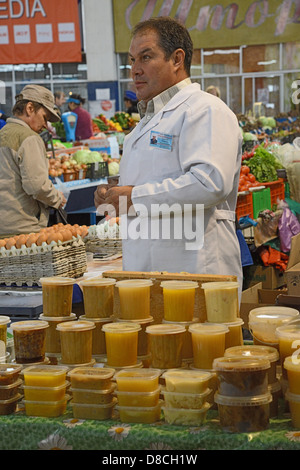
left=84, top=238, right=122, bottom=256
left=0, top=237, right=87, bottom=286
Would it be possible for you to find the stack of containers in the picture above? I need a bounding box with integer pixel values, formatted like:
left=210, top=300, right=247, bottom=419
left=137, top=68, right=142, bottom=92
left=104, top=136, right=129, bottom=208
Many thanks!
left=283, top=356, right=300, bottom=427
left=213, top=356, right=272, bottom=433
left=224, top=345, right=281, bottom=417
left=0, top=364, right=22, bottom=415
left=114, top=368, right=162, bottom=423
left=0, top=316, right=11, bottom=363
left=69, top=367, right=117, bottom=420
left=112, top=279, right=154, bottom=367
left=21, top=365, right=70, bottom=417
left=79, top=277, right=116, bottom=362
left=161, top=369, right=212, bottom=426
left=39, top=276, right=77, bottom=364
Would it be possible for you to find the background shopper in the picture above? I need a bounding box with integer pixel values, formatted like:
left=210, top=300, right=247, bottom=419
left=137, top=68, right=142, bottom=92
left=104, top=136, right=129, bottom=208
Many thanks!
left=67, top=93, right=93, bottom=141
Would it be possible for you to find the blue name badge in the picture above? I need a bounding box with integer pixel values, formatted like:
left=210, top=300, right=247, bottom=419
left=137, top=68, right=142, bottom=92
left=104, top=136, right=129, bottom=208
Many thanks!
left=150, top=131, right=173, bottom=151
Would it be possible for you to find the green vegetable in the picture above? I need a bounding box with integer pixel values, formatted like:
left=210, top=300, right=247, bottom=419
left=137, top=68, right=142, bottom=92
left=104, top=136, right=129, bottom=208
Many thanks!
left=244, top=145, right=282, bottom=182
left=108, top=161, right=120, bottom=176
left=73, top=149, right=104, bottom=164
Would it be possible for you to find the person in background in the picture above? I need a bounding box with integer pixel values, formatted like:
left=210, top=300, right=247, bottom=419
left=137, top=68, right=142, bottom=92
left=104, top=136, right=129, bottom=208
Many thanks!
left=0, top=84, right=66, bottom=236
left=67, top=93, right=93, bottom=141
left=124, top=90, right=138, bottom=115
left=54, top=91, right=66, bottom=112
left=94, top=17, right=243, bottom=296
left=206, top=85, right=221, bottom=98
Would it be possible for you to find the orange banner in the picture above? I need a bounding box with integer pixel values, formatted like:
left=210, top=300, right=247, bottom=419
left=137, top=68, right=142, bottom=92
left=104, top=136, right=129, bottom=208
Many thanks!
left=0, top=0, right=82, bottom=64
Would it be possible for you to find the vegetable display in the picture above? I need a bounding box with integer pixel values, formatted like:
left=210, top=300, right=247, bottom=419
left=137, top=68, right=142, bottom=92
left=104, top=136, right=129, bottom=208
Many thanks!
left=242, top=145, right=283, bottom=183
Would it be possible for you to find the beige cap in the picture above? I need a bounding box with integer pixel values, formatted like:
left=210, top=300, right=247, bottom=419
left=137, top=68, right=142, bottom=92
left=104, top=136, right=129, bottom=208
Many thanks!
left=15, top=84, right=61, bottom=122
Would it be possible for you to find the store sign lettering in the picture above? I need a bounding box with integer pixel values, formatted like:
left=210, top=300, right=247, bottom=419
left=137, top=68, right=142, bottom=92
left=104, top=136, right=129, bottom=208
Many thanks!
left=0, top=0, right=46, bottom=19
left=125, top=0, right=300, bottom=37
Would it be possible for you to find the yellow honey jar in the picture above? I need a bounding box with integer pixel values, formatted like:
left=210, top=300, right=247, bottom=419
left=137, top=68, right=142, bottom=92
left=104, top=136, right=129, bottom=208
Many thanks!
left=80, top=277, right=116, bottom=318
left=161, top=369, right=212, bottom=394
left=0, top=316, right=10, bottom=353
left=160, top=280, right=198, bottom=322
left=114, top=368, right=161, bottom=393
left=102, top=322, right=141, bottom=367
left=40, top=276, right=76, bottom=317
left=284, top=356, right=300, bottom=394
left=223, top=319, right=244, bottom=349
left=68, top=367, right=115, bottom=390
left=39, top=313, right=76, bottom=354
left=189, top=323, right=229, bottom=369
left=116, top=279, right=153, bottom=320
left=276, top=320, right=300, bottom=378
left=79, top=315, right=113, bottom=356
left=201, top=282, right=239, bottom=323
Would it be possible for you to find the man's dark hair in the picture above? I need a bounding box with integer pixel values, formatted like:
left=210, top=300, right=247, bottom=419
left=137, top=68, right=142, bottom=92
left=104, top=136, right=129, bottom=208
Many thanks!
left=131, top=16, right=193, bottom=75
left=12, top=100, right=43, bottom=116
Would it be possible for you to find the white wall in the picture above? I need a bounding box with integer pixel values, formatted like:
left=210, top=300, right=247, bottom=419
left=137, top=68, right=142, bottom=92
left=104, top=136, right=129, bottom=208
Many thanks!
left=83, top=0, right=117, bottom=82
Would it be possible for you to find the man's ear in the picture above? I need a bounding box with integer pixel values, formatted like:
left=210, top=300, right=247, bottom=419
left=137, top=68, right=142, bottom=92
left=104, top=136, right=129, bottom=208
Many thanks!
left=172, top=48, right=185, bottom=69
left=25, top=101, right=34, bottom=117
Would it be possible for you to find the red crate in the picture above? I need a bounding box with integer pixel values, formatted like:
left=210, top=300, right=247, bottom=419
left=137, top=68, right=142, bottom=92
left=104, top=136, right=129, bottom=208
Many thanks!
left=262, top=178, right=285, bottom=206
left=236, top=192, right=253, bottom=221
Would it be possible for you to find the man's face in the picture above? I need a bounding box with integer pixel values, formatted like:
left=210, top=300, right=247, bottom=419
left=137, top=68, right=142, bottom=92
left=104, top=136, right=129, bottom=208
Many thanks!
left=26, top=103, right=51, bottom=133
left=129, top=29, right=178, bottom=104
left=56, top=94, right=66, bottom=107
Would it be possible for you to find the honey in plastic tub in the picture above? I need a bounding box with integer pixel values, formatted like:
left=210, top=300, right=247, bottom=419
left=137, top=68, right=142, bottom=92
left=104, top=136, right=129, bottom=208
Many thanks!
left=57, top=320, right=95, bottom=365
left=0, top=316, right=10, bottom=354
left=39, top=313, right=76, bottom=354
left=116, top=279, right=153, bottom=320
left=285, top=390, right=300, bottom=428
left=23, top=395, right=69, bottom=418
left=70, top=384, right=115, bottom=404
left=40, top=276, right=76, bottom=317
left=215, top=392, right=272, bottom=433
left=224, top=345, right=279, bottom=384
left=116, top=399, right=163, bottom=424
left=116, top=316, right=154, bottom=356
left=23, top=365, right=69, bottom=387
left=284, top=356, right=300, bottom=394
left=223, top=319, right=244, bottom=349
left=0, top=393, right=22, bottom=415
left=162, top=318, right=198, bottom=362
left=115, top=388, right=161, bottom=407
left=201, top=281, right=239, bottom=323
left=269, top=380, right=281, bottom=418
left=71, top=397, right=117, bottom=420
left=146, top=324, right=185, bottom=369
left=249, top=306, right=299, bottom=346
left=213, top=356, right=270, bottom=397
left=79, top=315, right=113, bottom=356
left=68, top=367, right=115, bottom=390
left=0, top=364, right=22, bottom=386
left=0, top=378, right=22, bottom=400
left=162, top=402, right=210, bottom=426
left=11, top=320, right=49, bottom=364
left=114, top=368, right=161, bottom=392
left=22, top=381, right=69, bottom=402
left=189, top=323, right=229, bottom=369
left=80, top=277, right=116, bottom=318
left=161, top=387, right=211, bottom=409
left=102, top=322, right=141, bottom=367
left=162, top=369, right=212, bottom=394
left=160, top=280, right=198, bottom=322
left=276, top=320, right=300, bottom=377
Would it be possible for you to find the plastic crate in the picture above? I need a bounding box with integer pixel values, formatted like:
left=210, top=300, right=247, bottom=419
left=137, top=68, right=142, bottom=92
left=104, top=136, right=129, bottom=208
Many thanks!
left=86, top=162, right=109, bottom=180
left=262, top=178, right=285, bottom=207
left=236, top=192, right=253, bottom=221
left=252, top=188, right=271, bottom=218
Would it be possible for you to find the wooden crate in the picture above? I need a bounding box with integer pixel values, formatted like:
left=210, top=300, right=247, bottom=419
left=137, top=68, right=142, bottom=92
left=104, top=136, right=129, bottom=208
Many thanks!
left=102, top=270, right=237, bottom=324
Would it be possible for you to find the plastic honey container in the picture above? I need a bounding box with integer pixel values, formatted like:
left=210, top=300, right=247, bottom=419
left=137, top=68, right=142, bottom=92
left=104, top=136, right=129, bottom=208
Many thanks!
left=68, top=367, right=115, bottom=390
left=0, top=394, right=22, bottom=415
left=22, top=365, right=69, bottom=387
left=39, top=313, right=76, bottom=354
left=79, top=315, right=113, bottom=356
left=23, top=395, right=70, bottom=418
left=70, top=383, right=115, bottom=404
left=116, top=279, right=153, bottom=320
left=11, top=320, right=49, bottom=364
left=160, top=280, right=198, bottom=322
left=116, top=316, right=154, bottom=356
left=161, top=386, right=211, bottom=409
left=56, top=320, right=95, bottom=365
left=276, top=320, right=300, bottom=378
left=249, top=306, right=299, bottom=346
left=189, top=323, right=229, bottom=369
left=224, top=345, right=279, bottom=384
left=114, top=388, right=161, bottom=407
left=40, top=276, right=76, bottom=317
left=114, top=368, right=161, bottom=392
left=22, top=381, right=69, bottom=402
left=201, top=282, right=239, bottom=323
left=0, top=364, right=22, bottom=386
left=71, top=397, right=117, bottom=420
left=102, top=322, right=141, bottom=367
left=214, top=392, right=272, bottom=433
left=162, top=318, right=198, bottom=362
left=116, top=399, right=163, bottom=424
left=146, top=324, right=185, bottom=369
left=284, top=356, right=300, bottom=394
left=285, top=391, right=300, bottom=428
left=0, top=316, right=10, bottom=353
left=162, top=369, right=212, bottom=394
left=80, top=277, right=116, bottom=318
left=0, top=378, right=22, bottom=400
left=223, top=319, right=244, bottom=349
left=213, top=356, right=270, bottom=397
left=162, top=402, right=211, bottom=426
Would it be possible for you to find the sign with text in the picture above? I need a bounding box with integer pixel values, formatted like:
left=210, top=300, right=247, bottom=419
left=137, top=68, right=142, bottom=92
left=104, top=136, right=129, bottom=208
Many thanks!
left=0, top=0, right=82, bottom=64
left=113, top=0, right=300, bottom=52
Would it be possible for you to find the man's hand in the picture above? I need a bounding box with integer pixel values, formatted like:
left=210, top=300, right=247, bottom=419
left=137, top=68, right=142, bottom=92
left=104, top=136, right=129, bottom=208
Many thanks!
left=94, top=184, right=134, bottom=217
left=94, top=183, right=110, bottom=208
left=58, top=191, right=67, bottom=208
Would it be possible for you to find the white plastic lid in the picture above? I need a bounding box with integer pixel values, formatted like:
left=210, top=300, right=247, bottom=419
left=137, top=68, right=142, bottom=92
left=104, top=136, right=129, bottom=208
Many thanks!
left=102, top=322, right=141, bottom=333
left=201, top=281, right=239, bottom=290
left=286, top=389, right=300, bottom=403
left=276, top=322, right=300, bottom=340
left=39, top=313, right=76, bottom=322
left=116, top=316, right=154, bottom=325
left=222, top=318, right=244, bottom=327
left=162, top=368, right=212, bottom=382
left=188, top=323, right=229, bottom=335
left=115, top=368, right=161, bottom=381
left=146, top=324, right=186, bottom=335
left=214, top=392, right=272, bottom=407
left=22, top=365, right=68, bottom=376
left=11, top=320, right=49, bottom=331
left=224, top=345, right=279, bottom=363
left=0, top=316, right=11, bottom=326
left=80, top=277, right=116, bottom=287
left=213, top=356, right=270, bottom=372
left=68, top=366, right=115, bottom=380
left=116, top=279, right=153, bottom=288
left=284, top=355, right=300, bottom=372
left=56, top=320, right=95, bottom=332
left=160, top=280, right=198, bottom=290
left=40, top=276, right=76, bottom=285
left=249, top=306, right=299, bottom=323
left=79, top=315, right=113, bottom=324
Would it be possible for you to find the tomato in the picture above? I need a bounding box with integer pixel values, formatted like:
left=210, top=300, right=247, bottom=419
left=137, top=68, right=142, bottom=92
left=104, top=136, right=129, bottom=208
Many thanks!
left=248, top=174, right=256, bottom=183
left=241, top=165, right=250, bottom=175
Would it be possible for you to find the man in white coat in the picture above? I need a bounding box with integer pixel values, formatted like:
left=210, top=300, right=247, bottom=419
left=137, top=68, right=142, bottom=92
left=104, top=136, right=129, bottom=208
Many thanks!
left=94, top=17, right=243, bottom=291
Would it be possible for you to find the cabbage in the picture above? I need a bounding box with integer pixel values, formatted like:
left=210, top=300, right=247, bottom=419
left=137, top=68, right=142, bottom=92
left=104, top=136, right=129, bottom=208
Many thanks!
left=108, top=161, right=120, bottom=176
left=243, top=132, right=258, bottom=142
left=73, top=150, right=104, bottom=164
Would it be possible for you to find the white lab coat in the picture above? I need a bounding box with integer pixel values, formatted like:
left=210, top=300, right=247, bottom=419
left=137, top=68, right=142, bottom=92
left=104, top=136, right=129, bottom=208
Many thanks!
left=119, top=83, right=243, bottom=290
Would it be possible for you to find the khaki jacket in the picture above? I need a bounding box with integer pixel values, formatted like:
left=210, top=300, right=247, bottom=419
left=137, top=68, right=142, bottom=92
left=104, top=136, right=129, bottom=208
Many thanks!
left=0, top=117, right=63, bottom=236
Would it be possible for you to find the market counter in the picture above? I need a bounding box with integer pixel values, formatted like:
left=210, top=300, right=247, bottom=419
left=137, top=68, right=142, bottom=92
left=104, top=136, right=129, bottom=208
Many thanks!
left=0, top=403, right=299, bottom=450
